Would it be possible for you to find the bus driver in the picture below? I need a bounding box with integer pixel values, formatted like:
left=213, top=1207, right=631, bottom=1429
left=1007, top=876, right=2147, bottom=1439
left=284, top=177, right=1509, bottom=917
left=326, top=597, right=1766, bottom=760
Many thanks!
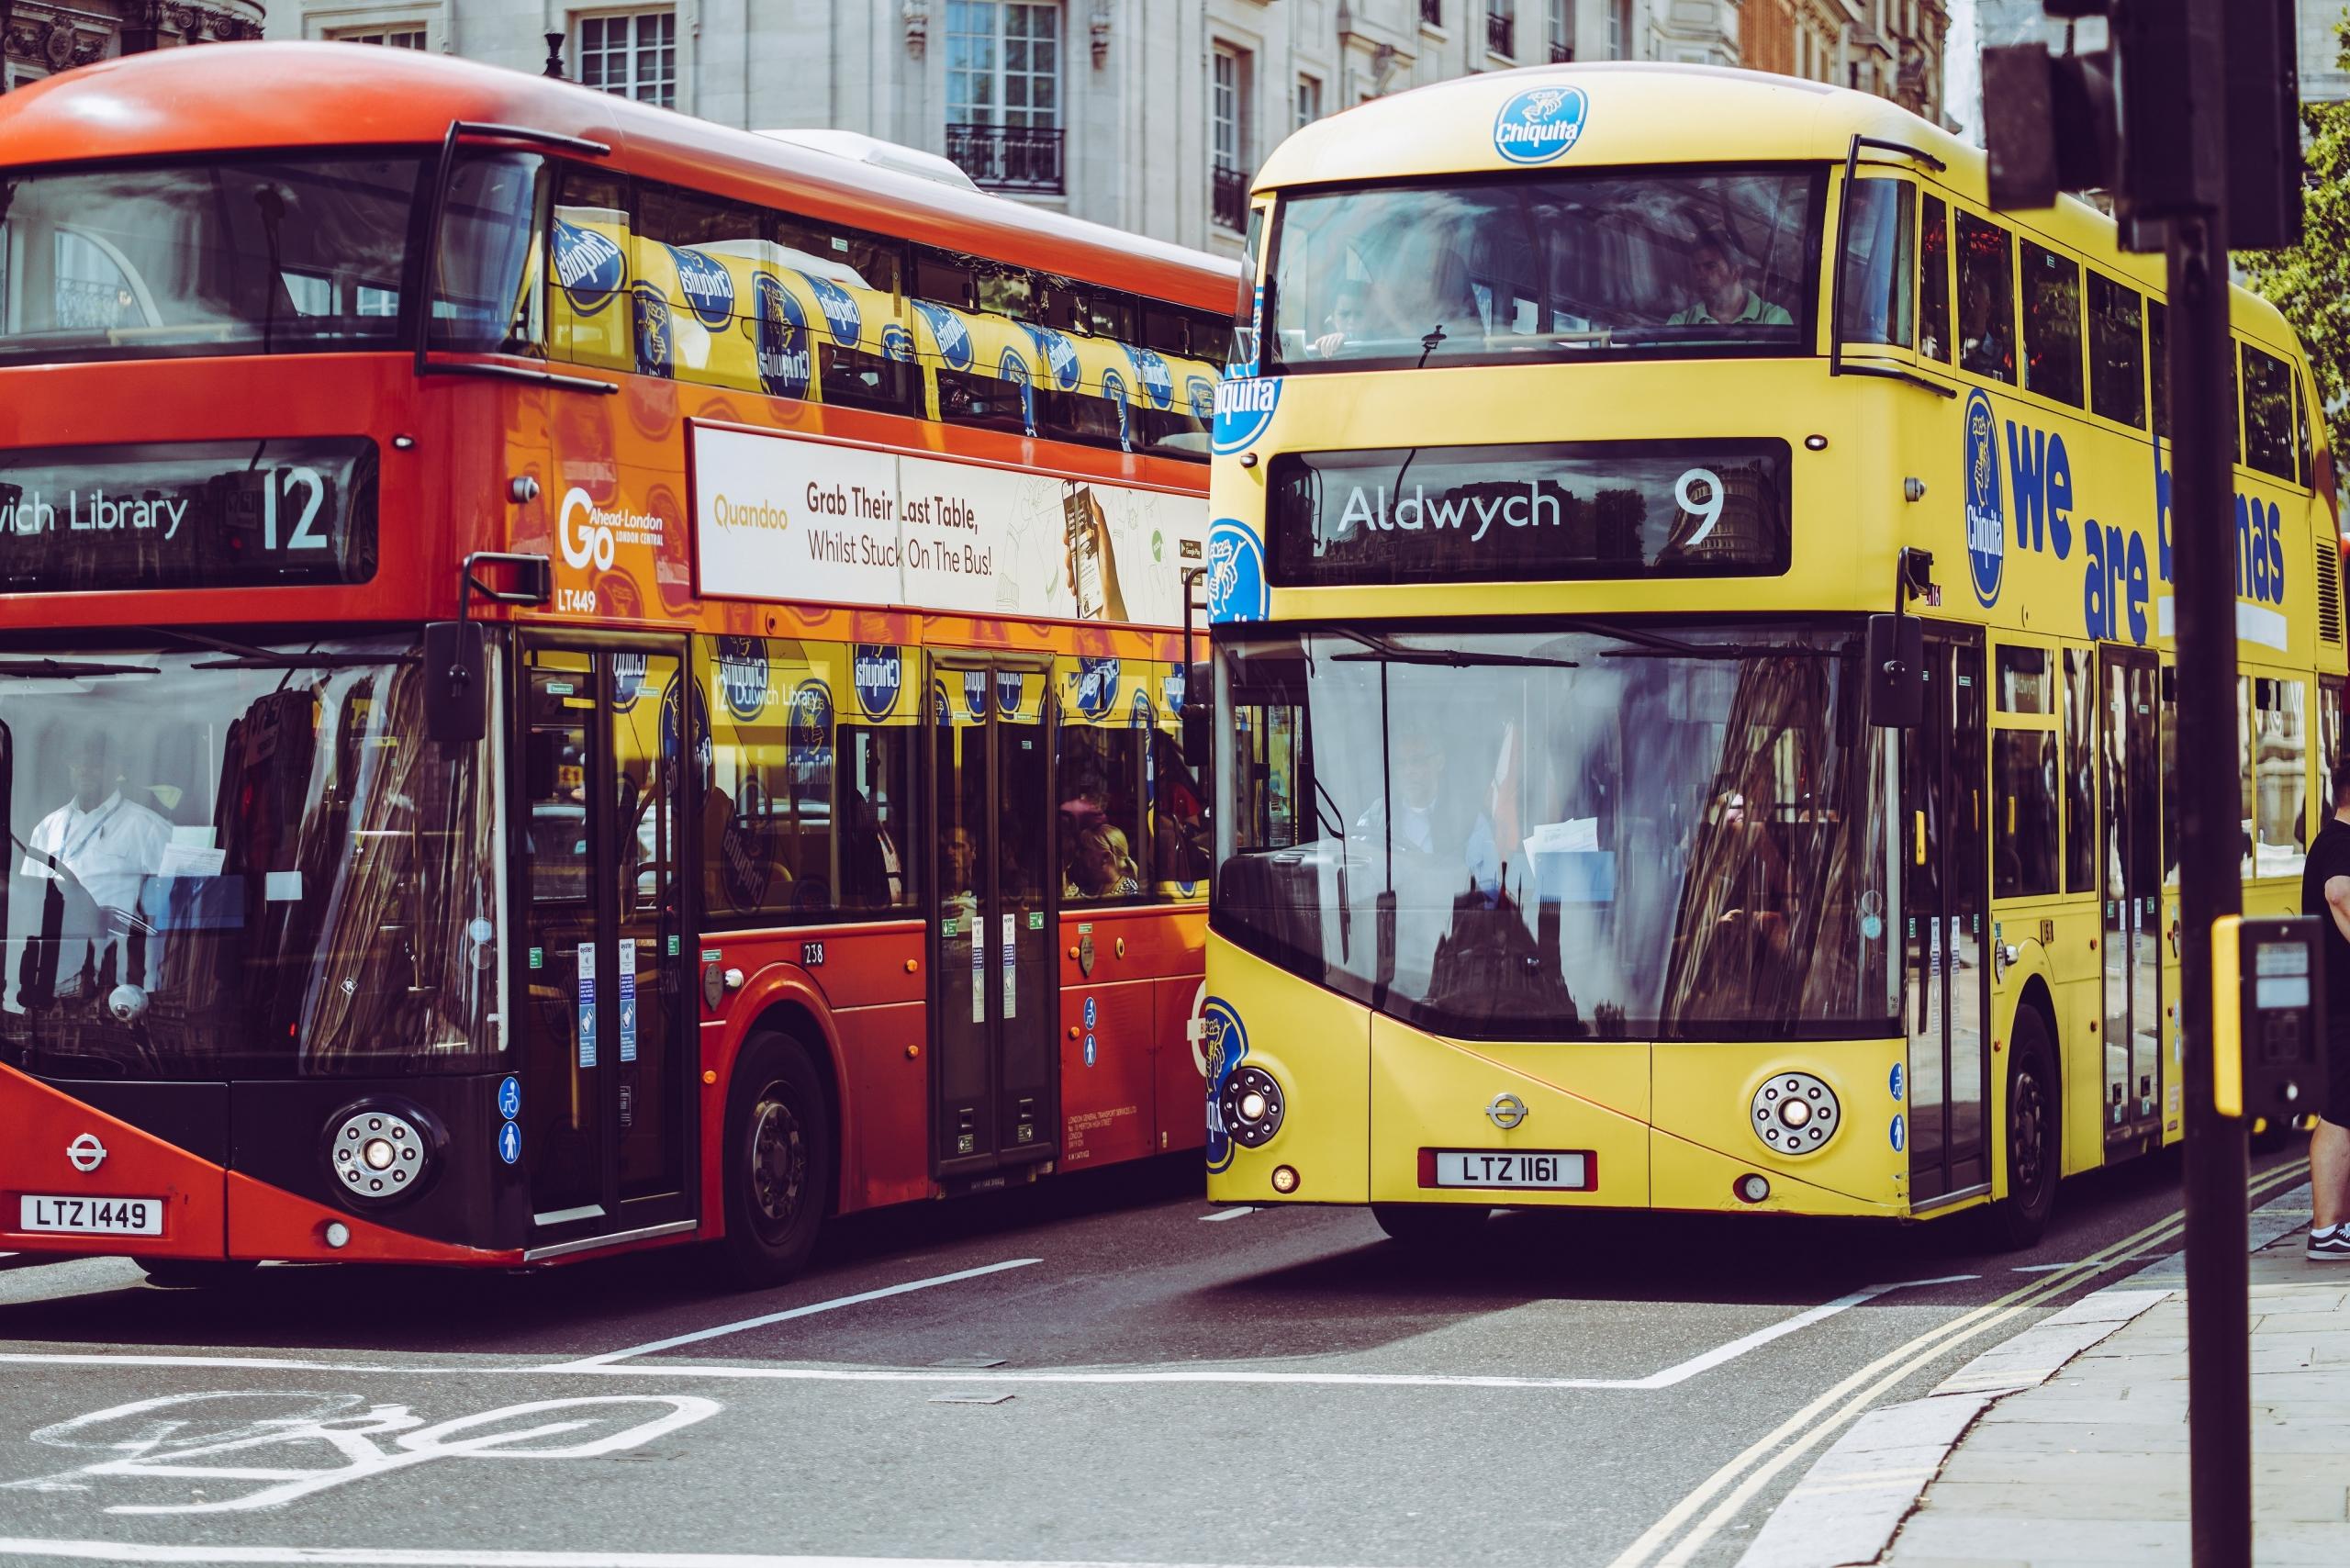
left=1669, top=230, right=1793, bottom=329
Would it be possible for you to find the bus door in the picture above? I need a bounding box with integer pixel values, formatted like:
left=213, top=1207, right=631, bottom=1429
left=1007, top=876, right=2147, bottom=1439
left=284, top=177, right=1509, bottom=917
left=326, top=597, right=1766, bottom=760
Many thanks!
left=2099, top=646, right=2163, bottom=1156
left=514, top=638, right=696, bottom=1251
left=1904, top=631, right=1991, bottom=1206
left=928, top=655, right=1058, bottom=1180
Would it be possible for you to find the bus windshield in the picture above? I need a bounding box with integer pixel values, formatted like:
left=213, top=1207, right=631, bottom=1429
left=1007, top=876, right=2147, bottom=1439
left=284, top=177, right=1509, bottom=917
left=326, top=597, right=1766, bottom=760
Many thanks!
left=1214, top=622, right=1897, bottom=1040
left=1266, top=168, right=1820, bottom=371
left=0, top=157, right=421, bottom=366
left=0, top=635, right=501, bottom=1079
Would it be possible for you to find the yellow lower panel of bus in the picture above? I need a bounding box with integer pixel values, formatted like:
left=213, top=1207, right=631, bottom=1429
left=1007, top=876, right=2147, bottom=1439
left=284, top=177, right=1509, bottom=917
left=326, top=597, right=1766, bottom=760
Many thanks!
left=1204, top=935, right=1373, bottom=1206
left=1651, top=1042, right=1909, bottom=1215
left=1367, top=1016, right=1651, bottom=1208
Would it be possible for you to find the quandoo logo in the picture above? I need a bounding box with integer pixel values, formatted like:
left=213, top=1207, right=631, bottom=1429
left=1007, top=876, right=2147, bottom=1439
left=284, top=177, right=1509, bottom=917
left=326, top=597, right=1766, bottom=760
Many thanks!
left=912, top=300, right=974, bottom=372
left=1211, top=376, right=1281, bottom=456
left=754, top=274, right=811, bottom=400
left=632, top=285, right=672, bottom=379
left=853, top=644, right=901, bottom=720
left=1074, top=657, right=1120, bottom=720
left=788, top=679, right=833, bottom=767
left=668, top=247, right=735, bottom=329
left=1493, top=84, right=1590, bottom=166
left=1964, top=389, right=2006, bottom=606
left=1023, top=325, right=1082, bottom=391
left=1204, top=518, right=1268, bottom=623
left=803, top=274, right=862, bottom=348
left=714, top=636, right=770, bottom=722
left=1125, top=344, right=1175, bottom=410
left=880, top=323, right=916, bottom=364
left=1202, top=997, right=1249, bottom=1174
left=553, top=220, right=626, bottom=316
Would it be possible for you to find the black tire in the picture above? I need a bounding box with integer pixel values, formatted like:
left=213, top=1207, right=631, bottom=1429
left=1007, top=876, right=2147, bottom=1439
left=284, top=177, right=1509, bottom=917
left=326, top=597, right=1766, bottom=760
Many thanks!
left=1984, top=1008, right=2059, bottom=1250
left=1371, top=1203, right=1493, bottom=1250
left=134, top=1258, right=261, bottom=1290
left=717, top=1029, right=833, bottom=1290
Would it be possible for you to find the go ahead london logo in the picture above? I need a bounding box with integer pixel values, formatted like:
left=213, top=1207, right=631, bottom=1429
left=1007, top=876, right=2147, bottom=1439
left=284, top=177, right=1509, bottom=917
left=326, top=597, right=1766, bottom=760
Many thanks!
left=1494, top=85, right=1590, bottom=166
left=1964, top=389, right=2006, bottom=606
left=1205, top=518, right=1268, bottom=624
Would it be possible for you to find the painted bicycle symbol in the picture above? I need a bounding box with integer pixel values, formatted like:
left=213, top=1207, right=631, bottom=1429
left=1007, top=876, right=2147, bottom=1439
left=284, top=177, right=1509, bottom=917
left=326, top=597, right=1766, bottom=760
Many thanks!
left=8, top=1390, right=721, bottom=1516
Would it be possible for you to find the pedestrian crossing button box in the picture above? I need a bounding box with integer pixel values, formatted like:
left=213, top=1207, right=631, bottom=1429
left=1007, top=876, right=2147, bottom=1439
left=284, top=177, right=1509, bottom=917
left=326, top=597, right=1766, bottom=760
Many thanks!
left=2211, top=914, right=2328, bottom=1121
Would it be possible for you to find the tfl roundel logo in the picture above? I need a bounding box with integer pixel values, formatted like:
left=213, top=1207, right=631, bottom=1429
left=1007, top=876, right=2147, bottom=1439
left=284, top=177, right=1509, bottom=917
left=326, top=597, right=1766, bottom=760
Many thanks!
left=1204, top=518, right=1268, bottom=624
left=1963, top=388, right=2005, bottom=607
left=1494, top=84, right=1590, bottom=166
left=1211, top=375, right=1280, bottom=456
left=1202, top=996, right=1249, bottom=1174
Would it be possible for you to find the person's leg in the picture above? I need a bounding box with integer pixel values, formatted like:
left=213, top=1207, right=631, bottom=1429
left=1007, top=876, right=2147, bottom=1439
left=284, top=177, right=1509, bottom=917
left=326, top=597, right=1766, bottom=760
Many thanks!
left=2314, top=1118, right=2350, bottom=1233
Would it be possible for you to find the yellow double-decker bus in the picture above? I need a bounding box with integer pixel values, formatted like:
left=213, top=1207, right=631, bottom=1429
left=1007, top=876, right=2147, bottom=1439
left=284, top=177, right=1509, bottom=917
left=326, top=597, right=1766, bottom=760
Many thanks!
left=1196, top=64, right=2340, bottom=1246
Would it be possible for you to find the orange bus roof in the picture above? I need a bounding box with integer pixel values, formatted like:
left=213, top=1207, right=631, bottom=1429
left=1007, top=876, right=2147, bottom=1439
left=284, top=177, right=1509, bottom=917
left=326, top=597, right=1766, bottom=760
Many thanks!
left=0, top=42, right=1237, bottom=309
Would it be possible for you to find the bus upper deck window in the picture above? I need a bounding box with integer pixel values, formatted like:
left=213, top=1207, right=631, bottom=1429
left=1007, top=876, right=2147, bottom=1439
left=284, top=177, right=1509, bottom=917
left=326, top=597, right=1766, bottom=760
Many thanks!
left=2244, top=345, right=2299, bottom=483
left=1919, top=196, right=1952, bottom=363
left=1953, top=211, right=2016, bottom=385
left=2020, top=241, right=2083, bottom=409
left=2087, top=272, right=2144, bottom=429
left=1837, top=179, right=1913, bottom=348
left=431, top=151, right=551, bottom=354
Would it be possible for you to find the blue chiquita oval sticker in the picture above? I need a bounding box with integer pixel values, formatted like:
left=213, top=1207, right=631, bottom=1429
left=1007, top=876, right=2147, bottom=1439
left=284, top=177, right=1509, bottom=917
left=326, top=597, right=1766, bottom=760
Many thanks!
left=1494, top=84, right=1590, bottom=166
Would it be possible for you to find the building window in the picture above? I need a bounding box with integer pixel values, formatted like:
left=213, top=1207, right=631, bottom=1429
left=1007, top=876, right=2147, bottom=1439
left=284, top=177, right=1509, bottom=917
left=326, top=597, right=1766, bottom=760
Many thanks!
left=1549, top=0, right=1572, bottom=61
left=576, top=11, right=675, bottom=108
left=1211, top=44, right=1249, bottom=231
left=332, top=26, right=426, bottom=48
left=1294, top=73, right=1323, bottom=130
left=946, top=2, right=1064, bottom=193
left=1421, top=0, right=1443, bottom=27
left=1608, top=0, right=1632, bottom=60
left=1487, top=0, right=1516, bottom=57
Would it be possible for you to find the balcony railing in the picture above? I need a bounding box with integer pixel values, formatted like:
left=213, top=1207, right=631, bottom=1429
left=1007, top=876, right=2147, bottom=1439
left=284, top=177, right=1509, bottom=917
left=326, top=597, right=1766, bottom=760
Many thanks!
left=1550, top=40, right=1573, bottom=63
left=1487, top=9, right=1516, bottom=56
left=945, top=122, right=1065, bottom=194
left=1212, top=163, right=1250, bottom=232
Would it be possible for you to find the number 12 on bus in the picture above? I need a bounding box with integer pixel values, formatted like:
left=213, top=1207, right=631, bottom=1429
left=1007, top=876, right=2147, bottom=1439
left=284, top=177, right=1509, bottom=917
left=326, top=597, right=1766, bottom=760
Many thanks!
left=1200, top=65, right=2338, bottom=1245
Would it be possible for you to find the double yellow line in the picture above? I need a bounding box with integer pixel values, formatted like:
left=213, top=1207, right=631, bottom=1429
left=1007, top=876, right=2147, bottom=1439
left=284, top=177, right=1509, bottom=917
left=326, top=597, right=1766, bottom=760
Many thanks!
left=1607, top=1159, right=2312, bottom=1568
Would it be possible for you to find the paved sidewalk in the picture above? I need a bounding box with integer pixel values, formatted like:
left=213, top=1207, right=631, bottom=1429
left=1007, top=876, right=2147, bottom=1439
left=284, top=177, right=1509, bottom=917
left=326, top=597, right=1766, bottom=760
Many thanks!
left=1741, top=1184, right=2350, bottom=1567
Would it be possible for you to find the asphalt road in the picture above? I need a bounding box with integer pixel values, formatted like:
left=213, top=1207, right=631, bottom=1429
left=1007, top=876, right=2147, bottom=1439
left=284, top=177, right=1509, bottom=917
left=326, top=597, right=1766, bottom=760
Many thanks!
left=0, top=1143, right=2309, bottom=1568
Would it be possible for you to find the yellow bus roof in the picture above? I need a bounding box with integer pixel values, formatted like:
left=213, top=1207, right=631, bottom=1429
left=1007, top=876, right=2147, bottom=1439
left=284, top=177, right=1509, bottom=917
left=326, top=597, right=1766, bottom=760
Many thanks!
left=1257, top=62, right=2297, bottom=353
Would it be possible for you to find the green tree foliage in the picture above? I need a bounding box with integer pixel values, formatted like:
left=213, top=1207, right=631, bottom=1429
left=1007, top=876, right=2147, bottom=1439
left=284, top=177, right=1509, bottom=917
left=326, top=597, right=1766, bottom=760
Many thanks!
left=2238, top=21, right=2350, bottom=472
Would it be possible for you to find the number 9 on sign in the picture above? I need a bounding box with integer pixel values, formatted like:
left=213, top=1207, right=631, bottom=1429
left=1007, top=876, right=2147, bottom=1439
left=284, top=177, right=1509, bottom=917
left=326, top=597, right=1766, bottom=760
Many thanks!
left=1675, top=466, right=1724, bottom=547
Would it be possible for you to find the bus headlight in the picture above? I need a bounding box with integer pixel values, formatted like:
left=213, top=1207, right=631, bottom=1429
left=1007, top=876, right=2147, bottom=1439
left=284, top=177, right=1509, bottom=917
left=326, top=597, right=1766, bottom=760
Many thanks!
left=324, top=1101, right=441, bottom=1204
left=1218, top=1066, right=1286, bottom=1148
left=1751, top=1072, right=1840, bottom=1157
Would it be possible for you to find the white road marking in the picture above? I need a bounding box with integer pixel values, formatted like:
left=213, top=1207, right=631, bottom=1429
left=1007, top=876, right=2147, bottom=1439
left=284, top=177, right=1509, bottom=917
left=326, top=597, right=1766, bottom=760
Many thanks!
left=547, top=1259, right=1044, bottom=1369
left=0, top=1546, right=1368, bottom=1568
left=0, top=1274, right=1975, bottom=1392
left=1198, top=1207, right=1256, bottom=1222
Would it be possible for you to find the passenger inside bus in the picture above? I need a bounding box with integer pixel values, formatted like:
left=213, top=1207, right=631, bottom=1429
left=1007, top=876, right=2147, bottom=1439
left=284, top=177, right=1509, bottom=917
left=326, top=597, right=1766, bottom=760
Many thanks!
left=1355, top=728, right=1500, bottom=902
left=1668, top=230, right=1794, bottom=328
left=1960, top=271, right=2013, bottom=380
left=1064, top=823, right=1142, bottom=899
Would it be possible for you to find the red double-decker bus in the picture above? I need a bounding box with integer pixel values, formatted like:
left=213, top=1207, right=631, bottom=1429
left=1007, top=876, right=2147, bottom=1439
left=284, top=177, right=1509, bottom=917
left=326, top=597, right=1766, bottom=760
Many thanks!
left=0, top=43, right=1233, bottom=1285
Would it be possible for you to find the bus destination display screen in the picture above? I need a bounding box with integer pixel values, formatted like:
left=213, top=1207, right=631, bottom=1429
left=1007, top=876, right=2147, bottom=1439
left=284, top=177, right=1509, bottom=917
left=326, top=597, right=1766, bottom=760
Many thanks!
left=0, top=437, right=378, bottom=594
left=1265, top=439, right=1790, bottom=587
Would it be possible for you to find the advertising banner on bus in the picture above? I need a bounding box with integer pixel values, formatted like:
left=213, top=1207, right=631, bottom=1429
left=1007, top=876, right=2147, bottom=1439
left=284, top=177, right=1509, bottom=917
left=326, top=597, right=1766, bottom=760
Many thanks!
left=689, top=423, right=1203, bottom=624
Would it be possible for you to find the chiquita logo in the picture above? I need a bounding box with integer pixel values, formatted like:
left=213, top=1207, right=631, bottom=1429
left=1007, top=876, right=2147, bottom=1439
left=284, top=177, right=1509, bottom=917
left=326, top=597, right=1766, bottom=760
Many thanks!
left=1102, top=367, right=1132, bottom=452
left=1210, top=376, right=1280, bottom=456
left=1074, top=656, right=1120, bottom=720
left=1024, top=325, right=1082, bottom=391
left=1204, top=518, right=1268, bottom=623
left=1964, top=389, right=2005, bottom=606
left=632, top=285, right=672, bottom=379
left=962, top=668, right=989, bottom=720
left=853, top=644, right=901, bottom=719
left=1125, top=344, right=1175, bottom=409
left=1202, top=997, right=1248, bottom=1174
left=913, top=301, right=974, bottom=372
left=669, top=246, right=735, bottom=329
left=1493, top=84, right=1590, bottom=166
left=881, top=323, right=916, bottom=363
left=715, top=635, right=769, bottom=722
left=1187, top=376, right=1215, bottom=423
left=755, top=274, right=812, bottom=400
left=996, top=669, right=1024, bottom=718
left=1000, top=348, right=1037, bottom=436
left=553, top=219, right=625, bottom=315
left=788, top=679, right=834, bottom=767
left=804, top=274, right=863, bottom=348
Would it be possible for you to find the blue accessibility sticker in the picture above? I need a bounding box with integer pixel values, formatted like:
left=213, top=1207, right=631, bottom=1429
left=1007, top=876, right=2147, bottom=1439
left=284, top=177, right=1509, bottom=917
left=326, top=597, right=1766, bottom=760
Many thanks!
left=1890, top=1114, right=1907, bottom=1153
left=498, top=1120, right=522, bottom=1166
left=1083, top=996, right=1097, bottom=1028
left=498, top=1075, right=521, bottom=1121
left=1888, top=1063, right=1904, bottom=1103
left=1084, top=1033, right=1097, bottom=1067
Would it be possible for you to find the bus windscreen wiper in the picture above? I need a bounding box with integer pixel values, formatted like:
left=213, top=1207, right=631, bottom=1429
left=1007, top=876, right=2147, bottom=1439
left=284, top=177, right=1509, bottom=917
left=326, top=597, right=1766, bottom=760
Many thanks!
left=0, top=658, right=159, bottom=678
left=190, top=652, right=416, bottom=669
left=1327, top=627, right=1580, bottom=669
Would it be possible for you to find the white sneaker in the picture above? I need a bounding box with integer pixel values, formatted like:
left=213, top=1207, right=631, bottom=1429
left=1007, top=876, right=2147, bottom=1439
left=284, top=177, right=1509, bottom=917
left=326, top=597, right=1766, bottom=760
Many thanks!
left=2307, top=1226, right=2350, bottom=1262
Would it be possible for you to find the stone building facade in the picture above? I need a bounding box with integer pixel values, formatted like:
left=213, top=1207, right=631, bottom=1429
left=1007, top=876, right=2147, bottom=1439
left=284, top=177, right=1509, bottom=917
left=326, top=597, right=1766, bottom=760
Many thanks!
left=1742, top=0, right=1949, bottom=125
left=4, top=0, right=264, bottom=91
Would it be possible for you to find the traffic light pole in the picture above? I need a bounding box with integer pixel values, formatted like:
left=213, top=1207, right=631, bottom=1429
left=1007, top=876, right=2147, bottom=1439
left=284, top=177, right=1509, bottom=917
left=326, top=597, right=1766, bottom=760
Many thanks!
left=2166, top=201, right=2253, bottom=1568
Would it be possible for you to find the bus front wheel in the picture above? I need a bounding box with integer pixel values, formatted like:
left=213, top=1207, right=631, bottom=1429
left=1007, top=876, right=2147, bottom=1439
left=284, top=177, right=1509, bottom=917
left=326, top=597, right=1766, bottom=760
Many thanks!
left=1984, top=1009, right=2059, bottom=1250
left=1371, top=1203, right=1492, bottom=1249
left=718, top=1030, right=834, bottom=1290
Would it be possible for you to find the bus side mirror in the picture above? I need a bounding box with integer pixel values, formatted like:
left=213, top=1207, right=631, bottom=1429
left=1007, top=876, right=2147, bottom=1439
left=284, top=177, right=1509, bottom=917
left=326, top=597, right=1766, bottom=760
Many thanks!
left=1866, top=614, right=1926, bottom=729
left=1181, top=661, right=1212, bottom=766
left=422, top=621, right=487, bottom=745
